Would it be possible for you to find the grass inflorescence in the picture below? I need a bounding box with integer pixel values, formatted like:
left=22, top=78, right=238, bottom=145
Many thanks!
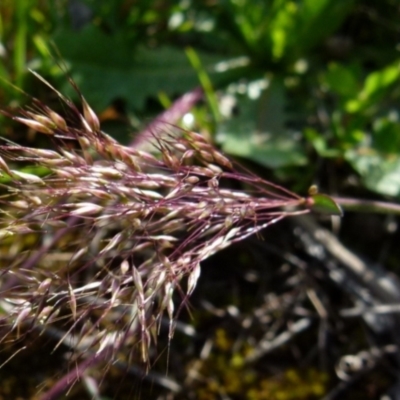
left=0, top=73, right=310, bottom=378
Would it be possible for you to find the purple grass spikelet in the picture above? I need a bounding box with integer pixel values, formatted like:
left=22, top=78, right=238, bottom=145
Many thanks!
left=0, top=72, right=312, bottom=370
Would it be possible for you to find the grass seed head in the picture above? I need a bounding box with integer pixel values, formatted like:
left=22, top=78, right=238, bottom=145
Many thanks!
left=0, top=72, right=310, bottom=368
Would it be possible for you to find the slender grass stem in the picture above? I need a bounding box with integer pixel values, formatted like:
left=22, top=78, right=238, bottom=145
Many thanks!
left=334, top=197, right=400, bottom=216
left=185, top=47, right=220, bottom=125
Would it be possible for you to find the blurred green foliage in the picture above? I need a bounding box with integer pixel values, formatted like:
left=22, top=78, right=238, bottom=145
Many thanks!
left=2, top=0, right=400, bottom=198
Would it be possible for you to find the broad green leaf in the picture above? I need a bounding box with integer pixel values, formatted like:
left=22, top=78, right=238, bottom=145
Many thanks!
left=292, top=0, right=355, bottom=57
left=54, top=25, right=225, bottom=112
left=324, top=63, right=359, bottom=98
left=217, top=79, right=306, bottom=168
left=346, top=150, right=400, bottom=197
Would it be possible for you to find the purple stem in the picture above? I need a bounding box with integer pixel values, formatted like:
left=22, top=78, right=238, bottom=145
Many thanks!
left=38, top=349, right=110, bottom=400
left=334, top=197, right=400, bottom=215
left=131, top=86, right=204, bottom=148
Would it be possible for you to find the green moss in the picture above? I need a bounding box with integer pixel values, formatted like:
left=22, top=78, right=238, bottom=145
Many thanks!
left=195, top=328, right=329, bottom=399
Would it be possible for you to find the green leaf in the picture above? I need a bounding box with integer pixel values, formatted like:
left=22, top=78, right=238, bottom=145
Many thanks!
left=308, top=193, right=343, bottom=216
left=346, top=61, right=400, bottom=113
left=324, top=63, right=359, bottom=98
left=269, top=1, right=297, bottom=60
left=304, top=128, right=341, bottom=158
left=54, top=25, right=224, bottom=112
left=295, top=0, right=355, bottom=51
left=346, top=150, right=400, bottom=197
left=372, top=117, right=400, bottom=154
left=217, top=78, right=306, bottom=168
left=363, top=63, right=400, bottom=98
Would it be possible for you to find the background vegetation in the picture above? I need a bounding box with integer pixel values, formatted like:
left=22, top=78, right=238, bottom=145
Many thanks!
left=1, top=0, right=400, bottom=399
